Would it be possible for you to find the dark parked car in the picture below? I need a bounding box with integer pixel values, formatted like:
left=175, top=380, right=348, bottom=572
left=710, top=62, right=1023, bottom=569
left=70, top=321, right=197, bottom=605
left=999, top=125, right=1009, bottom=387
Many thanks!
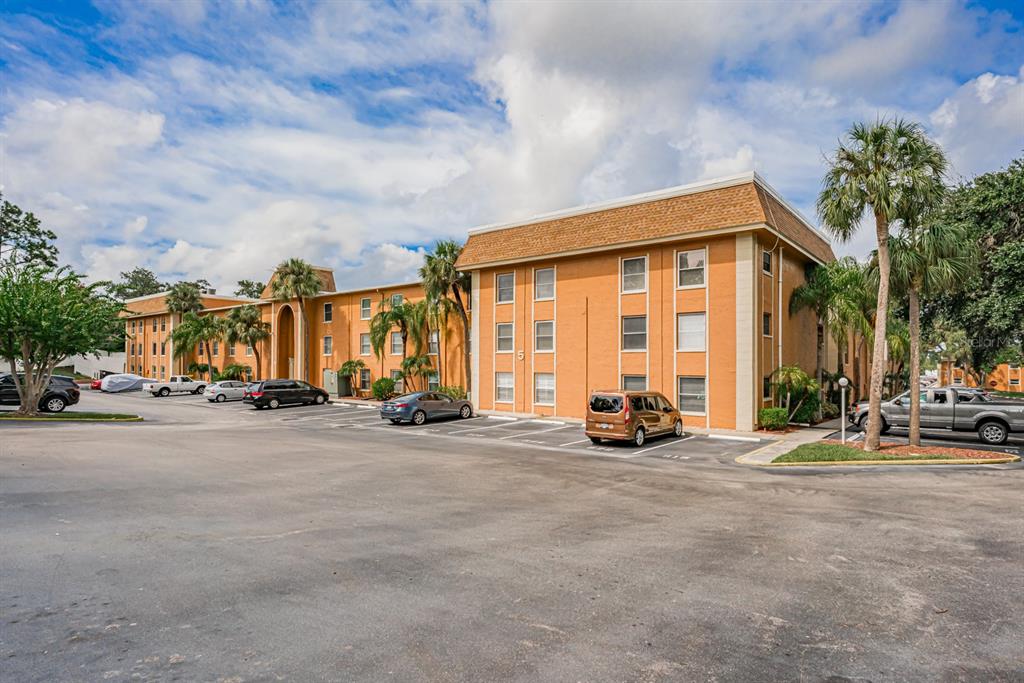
left=380, top=392, right=473, bottom=425
left=0, top=373, right=81, bottom=413
left=243, top=379, right=329, bottom=409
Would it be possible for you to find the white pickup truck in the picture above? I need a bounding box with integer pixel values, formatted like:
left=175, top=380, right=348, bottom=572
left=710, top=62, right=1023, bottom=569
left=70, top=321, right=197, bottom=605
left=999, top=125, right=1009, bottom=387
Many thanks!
left=143, top=375, right=207, bottom=397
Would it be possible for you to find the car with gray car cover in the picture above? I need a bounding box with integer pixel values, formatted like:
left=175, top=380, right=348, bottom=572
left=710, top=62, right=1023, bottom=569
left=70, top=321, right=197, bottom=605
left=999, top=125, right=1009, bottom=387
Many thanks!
left=850, top=386, right=1024, bottom=445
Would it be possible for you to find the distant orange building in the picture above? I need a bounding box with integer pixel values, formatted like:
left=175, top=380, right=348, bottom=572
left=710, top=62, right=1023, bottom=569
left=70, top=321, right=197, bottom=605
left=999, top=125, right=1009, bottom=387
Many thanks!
left=938, top=360, right=1022, bottom=392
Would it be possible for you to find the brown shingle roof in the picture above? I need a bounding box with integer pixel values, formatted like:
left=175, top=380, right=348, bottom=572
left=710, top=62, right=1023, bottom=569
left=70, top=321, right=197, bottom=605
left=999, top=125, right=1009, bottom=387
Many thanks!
left=456, top=175, right=834, bottom=268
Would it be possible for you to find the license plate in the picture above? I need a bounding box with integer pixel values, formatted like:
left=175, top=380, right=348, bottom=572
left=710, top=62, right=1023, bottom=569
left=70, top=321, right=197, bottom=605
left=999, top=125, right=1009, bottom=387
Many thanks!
left=600, top=423, right=611, bottom=429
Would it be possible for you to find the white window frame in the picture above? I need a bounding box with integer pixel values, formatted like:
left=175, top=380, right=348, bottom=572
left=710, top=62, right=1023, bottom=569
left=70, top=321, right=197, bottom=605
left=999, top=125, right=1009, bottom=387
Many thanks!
left=533, top=372, right=555, bottom=406
left=427, top=372, right=440, bottom=391
left=762, top=249, right=773, bottom=275
left=678, top=376, right=707, bottom=416
left=763, top=312, right=772, bottom=337
left=228, top=344, right=235, bottom=357
left=533, top=267, right=555, bottom=301
left=534, top=320, right=554, bottom=353
left=213, top=340, right=219, bottom=356
left=1010, top=377, right=1020, bottom=386
left=496, top=322, right=514, bottom=353
left=677, top=312, right=706, bottom=352
left=391, top=294, right=403, bottom=307
left=323, top=336, right=332, bottom=356
left=246, top=344, right=253, bottom=357
left=496, top=272, right=515, bottom=304
left=621, top=256, right=647, bottom=294
left=621, top=315, right=647, bottom=352
left=495, top=372, right=514, bottom=403
left=359, top=368, right=371, bottom=390
left=360, top=298, right=371, bottom=320
left=360, top=333, right=371, bottom=356
left=428, top=330, right=439, bottom=355
left=390, top=331, right=403, bottom=356
left=621, top=375, right=647, bottom=391
left=677, top=248, right=706, bottom=289
left=323, top=302, right=333, bottom=323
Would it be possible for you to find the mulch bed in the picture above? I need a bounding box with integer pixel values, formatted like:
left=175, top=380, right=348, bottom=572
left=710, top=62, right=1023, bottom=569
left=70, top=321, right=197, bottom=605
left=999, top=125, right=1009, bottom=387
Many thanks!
left=822, top=439, right=1009, bottom=460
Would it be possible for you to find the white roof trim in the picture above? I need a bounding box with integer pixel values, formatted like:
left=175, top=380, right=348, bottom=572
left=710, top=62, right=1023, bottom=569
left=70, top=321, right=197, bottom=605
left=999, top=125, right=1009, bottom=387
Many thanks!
left=122, top=291, right=259, bottom=304
left=465, top=171, right=830, bottom=244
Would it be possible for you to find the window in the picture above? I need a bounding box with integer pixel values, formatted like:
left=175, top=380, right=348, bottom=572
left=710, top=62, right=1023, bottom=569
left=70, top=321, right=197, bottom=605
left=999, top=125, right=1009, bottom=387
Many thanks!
left=677, top=313, right=706, bottom=352
left=131, top=321, right=136, bottom=332
left=496, top=323, right=514, bottom=352
left=228, top=344, right=235, bottom=357
left=953, top=375, right=963, bottom=385
left=323, top=336, right=332, bottom=355
left=391, top=294, right=403, bottom=307
left=621, top=256, right=646, bottom=293
left=152, top=342, right=157, bottom=355
left=534, top=373, right=555, bottom=405
left=763, top=312, right=772, bottom=337
left=161, top=318, right=166, bottom=332
left=534, top=268, right=555, bottom=300
left=677, top=249, right=706, bottom=287
left=534, top=321, right=554, bottom=352
left=1011, top=377, right=1020, bottom=386
left=151, top=365, right=156, bottom=377
left=428, top=330, right=439, bottom=355
left=197, top=344, right=202, bottom=356
left=160, top=365, right=165, bottom=378
left=360, top=298, right=372, bottom=320
left=762, top=250, right=772, bottom=275
left=359, top=369, right=371, bottom=390
left=622, top=315, right=647, bottom=351
left=678, top=376, right=706, bottom=414
left=390, top=370, right=403, bottom=391
left=763, top=376, right=773, bottom=401
left=496, top=273, right=514, bottom=303
left=390, top=332, right=403, bottom=356
left=160, top=342, right=166, bottom=355
left=323, top=302, right=333, bottom=323
left=495, top=372, right=514, bottom=402
left=246, top=344, right=253, bottom=356
left=622, top=375, right=647, bottom=391
left=213, top=341, right=220, bottom=356
left=360, top=333, right=371, bottom=356
left=152, top=319, right=157, bottom=332
left=1009, top=363, right=1020, bottom=369
left=427, top=373, right=440, bottom=391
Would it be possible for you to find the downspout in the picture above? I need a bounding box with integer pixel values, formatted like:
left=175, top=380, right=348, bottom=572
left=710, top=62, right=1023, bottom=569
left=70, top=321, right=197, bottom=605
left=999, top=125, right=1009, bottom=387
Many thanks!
left=778, top=246, right=784, bottom=371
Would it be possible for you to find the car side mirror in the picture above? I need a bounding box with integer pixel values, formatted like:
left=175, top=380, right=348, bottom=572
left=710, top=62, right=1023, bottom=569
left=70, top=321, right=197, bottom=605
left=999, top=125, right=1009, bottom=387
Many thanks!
left=663, top=406, right=672, bottom=413
left=893, top=399, right=902, bottom=406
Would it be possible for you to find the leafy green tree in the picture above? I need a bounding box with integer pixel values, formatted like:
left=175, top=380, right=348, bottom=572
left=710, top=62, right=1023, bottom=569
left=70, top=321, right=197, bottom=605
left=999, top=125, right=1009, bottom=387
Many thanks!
left=234, top=279, right=265, bottom=299
left=400, top=354, right=434, bottom=392
left=927, top=158, right=1024, bottom=380
left=171, top=312, right=222, bottom=382
left=771, top=365, right=819, bottom=422
left=217, top=363, right=251, bottom=381
left=370, top=298, right=426, bottom=363
left=165, top=281, right=204, bottom=315
left=270, top=258, right=322, bottom=381
left=426, top=295, right=455, bottom=386
left=0, top=266, right=123, bottom=415
left=223, top=305, right=270, bottom=380
left=0, top=195, right=58, bottom=269
left=420, top=240, right=472, bottom=392
left=340, top=359, right=366, bottom=395
left=108, top=267, right=166, bottom=300
left=817, top=119, right=946, bottom=451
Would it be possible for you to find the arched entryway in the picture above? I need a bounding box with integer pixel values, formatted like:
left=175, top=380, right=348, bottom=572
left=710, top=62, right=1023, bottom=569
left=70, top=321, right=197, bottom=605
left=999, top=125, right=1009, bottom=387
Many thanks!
left=276, top=305, right=295, bottom=379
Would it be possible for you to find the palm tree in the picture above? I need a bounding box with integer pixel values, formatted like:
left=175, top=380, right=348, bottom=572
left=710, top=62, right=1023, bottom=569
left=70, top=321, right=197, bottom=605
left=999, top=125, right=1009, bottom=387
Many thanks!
left=817, top=119, right=947, bottom=451
left=270, top=258, right=322, bottom=381
left=771, top=365, right=819, bottom=422
left=165, top=282, right=203, bottom=315
left=369, top=298, right=427, bottom=363
left=420, top=240, right=472, bottom=393
left=400, top=354, right=433, bottom=391
left=427, top=295, right=455, bottom=386
left=171, top=312, right=222, bottom=383
left=224, top=304, right=271, bottom=380
left=340, top=359, right=366, bottom=396
left=885, top=220, right=975, bottom=445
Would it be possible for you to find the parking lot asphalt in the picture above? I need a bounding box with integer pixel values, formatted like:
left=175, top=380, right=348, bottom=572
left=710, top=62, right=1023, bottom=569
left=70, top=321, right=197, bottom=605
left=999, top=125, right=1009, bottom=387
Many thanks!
left=2, top=391, right=1022, bottom=681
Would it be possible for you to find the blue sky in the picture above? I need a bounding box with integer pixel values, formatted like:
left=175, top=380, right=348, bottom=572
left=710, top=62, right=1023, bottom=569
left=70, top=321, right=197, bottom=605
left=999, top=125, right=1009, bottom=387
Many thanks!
left=1, top=1, right=1022, bottom=291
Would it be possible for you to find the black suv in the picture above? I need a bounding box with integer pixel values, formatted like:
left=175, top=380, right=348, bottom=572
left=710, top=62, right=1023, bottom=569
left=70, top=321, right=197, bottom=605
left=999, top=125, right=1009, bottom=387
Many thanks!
left=0, top=373, right=81, bottom=412
left=243, top=379, right=329, bottom=409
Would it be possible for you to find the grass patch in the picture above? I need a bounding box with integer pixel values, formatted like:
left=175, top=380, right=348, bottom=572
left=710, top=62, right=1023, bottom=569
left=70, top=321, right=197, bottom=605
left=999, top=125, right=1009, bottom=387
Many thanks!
left=0, top=412, right=142, bottom=422
left=992, top=390, right=1024, bottom=399
left=774, top=443, right=956, bottom=463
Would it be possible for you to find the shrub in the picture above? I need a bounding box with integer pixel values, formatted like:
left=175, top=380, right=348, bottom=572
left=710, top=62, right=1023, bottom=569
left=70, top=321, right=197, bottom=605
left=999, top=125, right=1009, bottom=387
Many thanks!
left=371, top=377, right=397, bottom=401
left=438, top=385, right=467, bottom=400
left=821, top=401, right=840, bottom=420
left=216, top=363, right=251, bottom=381
left=791, top=392, right=821, bottom=424
left=759, top=407, right=788, bottom=431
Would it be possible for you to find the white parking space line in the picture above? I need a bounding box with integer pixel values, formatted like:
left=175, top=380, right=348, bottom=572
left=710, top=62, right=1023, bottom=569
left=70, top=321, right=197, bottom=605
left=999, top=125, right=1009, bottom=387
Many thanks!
left=559, top=438, right=592, bottom=446
left=486, top=415, right=519, bottom=421
left=632, top=436, right=694, bottom=455
left=449, top=421, right=522, bottom=435
left=497, top=425, right=570, bottom=440
left=707, top=434, right=761, bottom=443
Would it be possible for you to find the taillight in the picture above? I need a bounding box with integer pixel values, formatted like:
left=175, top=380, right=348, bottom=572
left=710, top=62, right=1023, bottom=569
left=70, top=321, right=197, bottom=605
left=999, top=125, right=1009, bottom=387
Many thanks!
left=394, top=403, right=408, bottom=408
left=623, top=403, right=630, bottom=421
left=251, top=391, right=263, bottom=398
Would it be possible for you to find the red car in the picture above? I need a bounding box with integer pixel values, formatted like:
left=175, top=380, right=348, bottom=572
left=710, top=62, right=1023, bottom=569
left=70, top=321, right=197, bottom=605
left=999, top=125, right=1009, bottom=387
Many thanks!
left=90, top=378, right=102, bottom=390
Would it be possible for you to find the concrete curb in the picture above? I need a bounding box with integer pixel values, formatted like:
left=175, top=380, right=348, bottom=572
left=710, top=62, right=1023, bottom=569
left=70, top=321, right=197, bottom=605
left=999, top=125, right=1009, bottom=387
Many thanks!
left=759, top=455, right=1020, bottom=467
left=0, top=415, right=144, bottom=423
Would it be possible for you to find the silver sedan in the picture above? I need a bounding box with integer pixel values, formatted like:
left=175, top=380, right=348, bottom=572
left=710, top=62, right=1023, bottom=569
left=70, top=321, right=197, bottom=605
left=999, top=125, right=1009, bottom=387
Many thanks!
left=204, top=381, right=249, bottom=403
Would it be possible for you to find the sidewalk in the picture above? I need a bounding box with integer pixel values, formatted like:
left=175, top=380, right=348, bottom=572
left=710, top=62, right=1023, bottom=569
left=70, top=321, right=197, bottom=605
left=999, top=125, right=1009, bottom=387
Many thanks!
left=735, top=426, right=833, bottom=465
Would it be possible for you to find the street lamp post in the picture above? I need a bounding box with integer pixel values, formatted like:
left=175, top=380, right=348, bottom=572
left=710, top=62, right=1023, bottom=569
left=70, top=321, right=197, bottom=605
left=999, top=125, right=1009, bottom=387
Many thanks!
left=839, top=377, right=849, bottom=444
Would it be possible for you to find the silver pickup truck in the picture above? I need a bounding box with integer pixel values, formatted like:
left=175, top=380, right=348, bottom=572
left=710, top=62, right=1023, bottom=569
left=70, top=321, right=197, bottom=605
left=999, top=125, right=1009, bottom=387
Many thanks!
left=850, top=387, right=1024, bottom=445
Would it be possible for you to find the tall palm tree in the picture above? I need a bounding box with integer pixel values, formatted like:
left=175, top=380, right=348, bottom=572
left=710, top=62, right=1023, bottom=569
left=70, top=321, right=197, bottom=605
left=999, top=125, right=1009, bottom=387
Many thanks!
left=817, top=119, right=947, bottom=451
left=400, top=354, right=433, bottom=392
left=165, top=282, right=203, bottom=315
left=224, top=304, right=271, bottom=380
left=420, top=240, right=472, bottom=392
left=340, top=358, right=366, bottom=396
left=171, top=312, right=222, bottom=383
left=884, top=220, right=975, bottom=445
left=370, top=299, right=418, bottom=362
left=270, top=258, right=322, bottom=381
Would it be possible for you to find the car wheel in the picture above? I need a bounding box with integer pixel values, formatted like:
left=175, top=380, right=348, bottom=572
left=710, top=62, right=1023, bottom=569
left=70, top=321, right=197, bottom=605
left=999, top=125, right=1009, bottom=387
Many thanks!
left=633, top=427, right=646, bottom=447
left=268, top=398, right=280, bottom=409
left=159, top=387, right=170, bottom=397
left=390, top=419, right=402, bottom=425
left=589, top=436, right=602, bottom=445
left=459, top=405, right=472, bottom=419
left=879, top=418, right=890, bottom=435
left=215, top=394, right=226, bottom=403
left=44, top=396, right=66, bottom=413
left=978, top=421, right=1008, bottom=445
left=315, top=394, right=326, bottom=405
left=195, top=386, right=206, bottom=394
left=673, top=420, right=683, bottom=437
left=412, top=410, right=426, bottom=426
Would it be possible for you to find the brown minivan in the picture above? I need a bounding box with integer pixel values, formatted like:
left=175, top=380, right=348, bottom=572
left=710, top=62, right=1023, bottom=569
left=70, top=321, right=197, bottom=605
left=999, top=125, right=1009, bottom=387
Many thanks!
left=586, top=390, right=684, bottom=447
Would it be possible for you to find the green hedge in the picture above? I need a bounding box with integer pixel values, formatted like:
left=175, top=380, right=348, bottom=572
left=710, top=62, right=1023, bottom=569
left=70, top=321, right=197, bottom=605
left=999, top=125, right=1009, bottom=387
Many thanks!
left=438, top=385, right=467, bottom=400
left=371, top=377, right=397, bottom=401
left=759, top=407, right=788, bottom=430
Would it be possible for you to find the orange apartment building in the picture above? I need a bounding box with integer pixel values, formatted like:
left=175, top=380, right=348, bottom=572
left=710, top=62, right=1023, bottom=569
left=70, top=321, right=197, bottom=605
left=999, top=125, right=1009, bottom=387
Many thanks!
left=121, top=268, right=468, bottom=394
left=938, top=361, right=1022, bottom=393
left=455, top=172, right=838, bottom=431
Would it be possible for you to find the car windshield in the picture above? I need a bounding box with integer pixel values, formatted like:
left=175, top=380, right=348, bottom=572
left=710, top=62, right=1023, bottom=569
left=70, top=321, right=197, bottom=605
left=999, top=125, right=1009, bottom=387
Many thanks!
left=590, top=394, right=623, bottom=413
